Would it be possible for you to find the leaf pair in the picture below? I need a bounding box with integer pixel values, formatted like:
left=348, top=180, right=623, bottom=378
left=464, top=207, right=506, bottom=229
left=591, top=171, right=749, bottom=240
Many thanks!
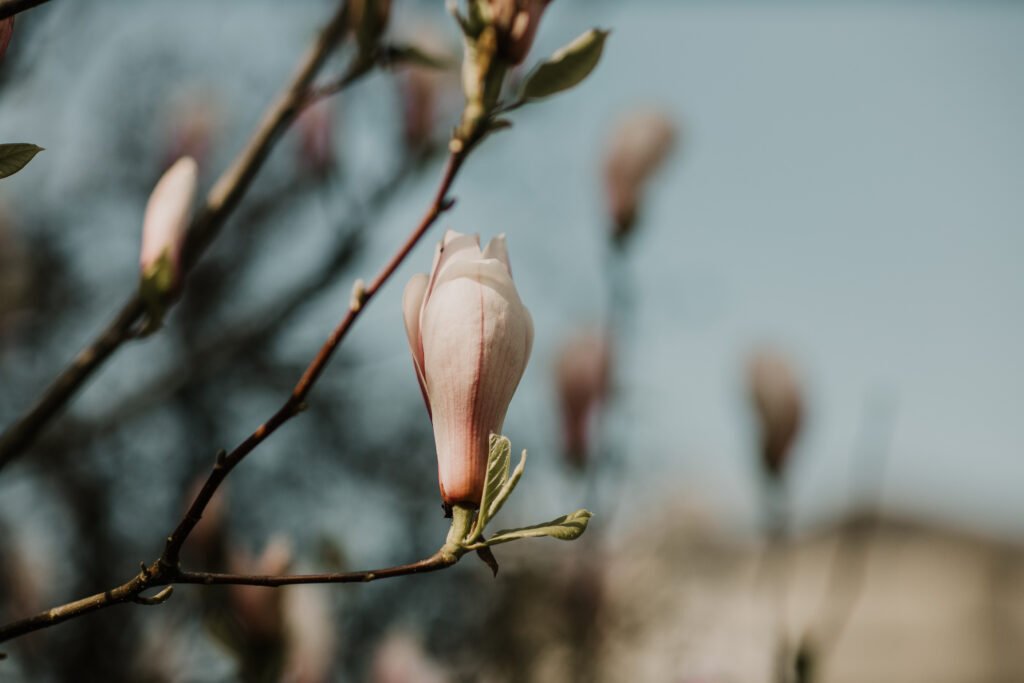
left=462, top=434, right=592, bottom=553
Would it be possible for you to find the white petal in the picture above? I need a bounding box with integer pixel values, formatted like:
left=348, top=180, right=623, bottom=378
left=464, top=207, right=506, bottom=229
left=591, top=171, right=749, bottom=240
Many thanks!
left=140, top=156, right=198, bottom=270
left=482, top=233, right=511, bottom=274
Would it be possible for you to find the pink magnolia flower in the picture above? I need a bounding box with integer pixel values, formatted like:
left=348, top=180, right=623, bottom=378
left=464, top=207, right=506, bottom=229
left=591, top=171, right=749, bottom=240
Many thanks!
left=488, top=0, right=551, bottom=65
left=139, top=156, right=198, bottom=291
left=556, top=329, right=612, bottom=468
left=402, top=230, right=533, bottom=507
left=747, top=348, right=804, bottom=478
left=0, top=19, right=13, bottom=62
left=604, top=109, right=677, bottom=242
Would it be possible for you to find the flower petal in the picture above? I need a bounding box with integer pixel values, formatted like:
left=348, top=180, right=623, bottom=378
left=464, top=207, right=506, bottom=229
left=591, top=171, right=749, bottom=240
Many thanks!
left=402, top=272, right=431, bottom=414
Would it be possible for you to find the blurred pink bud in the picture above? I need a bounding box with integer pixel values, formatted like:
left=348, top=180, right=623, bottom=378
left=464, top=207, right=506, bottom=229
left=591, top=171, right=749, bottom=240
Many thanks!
left=556, top=330, right=612, bottom=468
left=228, top=537, right=292, bottom=642
left=282, top=586, right=337, bottom=683
left=603, top=110, right=677, bottom=242
left=747, top=348, right=804, bottom=478
left=488, top=0, right=551, bottom=65
left=139, top=156, right=198, bottom=291
left=296, top=100, right=336, bottom=176
left=370, top=631, right=451, bottom=683
left=402, top=230, right=533, bottom=507
left=0, top=18, right=14, bottom=61
left=400, top=66, right=440, bottom=152
left=183, top=477, right=227, bottom=569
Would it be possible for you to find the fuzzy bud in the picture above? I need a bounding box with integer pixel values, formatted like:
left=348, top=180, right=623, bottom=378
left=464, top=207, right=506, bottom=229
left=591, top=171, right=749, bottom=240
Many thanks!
left=139, top=157, right=197, bottom=307
left=556, top=329, right=612, bottom=468
left=747, top=348, right=804, bottom=479
left=487, top=0, right=550, bottom=65
left=603, top=109, right=676, bottom=243
left=402, top=230, right=533, bottom=507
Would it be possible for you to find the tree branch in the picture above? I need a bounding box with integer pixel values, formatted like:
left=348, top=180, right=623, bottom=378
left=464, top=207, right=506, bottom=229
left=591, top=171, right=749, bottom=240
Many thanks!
left=0, top=0, right=49, bottom=21
left=0, top=0, right=366, bottom=471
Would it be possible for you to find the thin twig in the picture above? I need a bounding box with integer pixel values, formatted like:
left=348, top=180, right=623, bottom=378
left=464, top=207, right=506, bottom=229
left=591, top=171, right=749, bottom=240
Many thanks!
left=0, top=0, right=49, bottom=21
left=0, top=1, right=364, bottom=470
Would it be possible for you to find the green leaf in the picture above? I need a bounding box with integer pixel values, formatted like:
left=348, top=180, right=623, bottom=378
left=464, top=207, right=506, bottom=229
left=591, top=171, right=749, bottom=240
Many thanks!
left=0, top=144, right=44, bottom=179
left=386, top=43, right=455, bottom=71
left=471, top=434, right=511, bottom=540
left=520, top=29, right=609, bottom=102
left=486, top=448, right=526, bottom=522
left=484, top=509, right=593, bottom=546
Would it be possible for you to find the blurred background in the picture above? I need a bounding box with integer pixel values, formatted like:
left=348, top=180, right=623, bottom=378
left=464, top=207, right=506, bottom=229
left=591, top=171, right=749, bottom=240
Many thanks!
left=0, top=0, right=1022, bottom=681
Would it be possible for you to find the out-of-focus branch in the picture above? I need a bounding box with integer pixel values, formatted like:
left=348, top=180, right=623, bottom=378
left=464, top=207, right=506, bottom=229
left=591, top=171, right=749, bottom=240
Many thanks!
left=0, top=1, right=366, bottom=470
left=0, top=0, right=49, bottom=21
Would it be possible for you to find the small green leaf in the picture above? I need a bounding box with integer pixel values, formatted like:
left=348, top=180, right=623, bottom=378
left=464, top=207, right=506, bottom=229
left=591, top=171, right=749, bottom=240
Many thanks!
left=0, top=144, right=44, bottom=179
left=471, top=434, right=511, bottom=540
left=520, top=29, right=609, bottom=102
left=486, top=449, right=527, bottom=522
left=386, top=43, right=454, bottom=71
left=484, top=509, right=593, bottom=546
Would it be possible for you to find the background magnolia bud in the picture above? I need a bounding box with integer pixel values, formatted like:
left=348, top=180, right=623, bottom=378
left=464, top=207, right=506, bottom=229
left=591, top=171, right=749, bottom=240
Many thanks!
left=747, top=348, right=804, bottom=479
left=0, top=18, right=13, bottom=61
left=556, top=329, right=612, bottom=468
left=371, top=631, right=451, bottom=683
left=402, top=230, right=533, bottom=507
left=296, top=100, right=336, bottom=176
left=227, top=537, right=292, bottom=644
left=487, top=0, right=550, bottom=65
left=603, top=109, right=677, bottom=243
left=139, top=156, right=198, bottom=298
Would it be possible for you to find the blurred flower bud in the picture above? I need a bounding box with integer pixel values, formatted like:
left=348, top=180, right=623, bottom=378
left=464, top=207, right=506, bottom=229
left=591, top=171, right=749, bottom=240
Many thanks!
left=603, top=109, right=677, bottom=244
left=183, top=477, right=227, bottom=571
left=402, top=230, right=533, bottom=507
left=282, top=585, right=337, bottom=683
left=228, top=536, right=292, bottom=644
left=347, top=0, right=391, bottom=53
left=296, top=100, right=336, bottom=176
left=556, top=329, right=612, bottom=468
left=487, top=0, right=551, bottom=65
left=401, top=66, right=441, bottom=152
left=747, top=348, right=804, bottom=478
left=139, top=156, right=198, bottom=308
left=0, top=18, right=14, bottom=61
left=370, top=631, right=451, bottom=683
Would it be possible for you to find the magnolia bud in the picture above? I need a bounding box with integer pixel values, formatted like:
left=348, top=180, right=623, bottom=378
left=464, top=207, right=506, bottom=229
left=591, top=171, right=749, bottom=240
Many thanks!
left=282, top=585, right=337, bottom=683
left=603, top=109, right=676, bottom=243
left=402, top=230, right=533, bottom=507
left=487, top=0, right=550, bottom=65
left=228, top=537, right=292, bottom=643
left=747, top=348, right=804, bottom=478
left=0, top=18, right=13, bottom=61
left=296, top=100, right=336, bottom=176
left=371, top=631, right=451, bottom=683
left=139, top=156, right=198, bottom=308
left=556, top=329, right=612, bottom=468
left=400, top=66, right=441, bottom=152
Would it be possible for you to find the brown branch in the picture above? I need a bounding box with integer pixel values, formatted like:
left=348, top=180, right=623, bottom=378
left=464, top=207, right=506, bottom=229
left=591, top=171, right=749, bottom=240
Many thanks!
left=0, top=0, right=367, bottom=471
left=0, top=552, right=456, bottom=644
left=0, top=0, right=49, bottom=21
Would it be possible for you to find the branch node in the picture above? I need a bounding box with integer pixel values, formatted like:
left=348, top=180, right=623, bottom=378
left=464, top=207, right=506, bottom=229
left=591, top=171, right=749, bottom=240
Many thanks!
left=214, top=449, right=228, bottom=466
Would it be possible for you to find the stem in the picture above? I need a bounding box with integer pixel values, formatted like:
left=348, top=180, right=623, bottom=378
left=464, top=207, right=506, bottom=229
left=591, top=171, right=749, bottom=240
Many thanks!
left=0, top=0, right=361, bottom=471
